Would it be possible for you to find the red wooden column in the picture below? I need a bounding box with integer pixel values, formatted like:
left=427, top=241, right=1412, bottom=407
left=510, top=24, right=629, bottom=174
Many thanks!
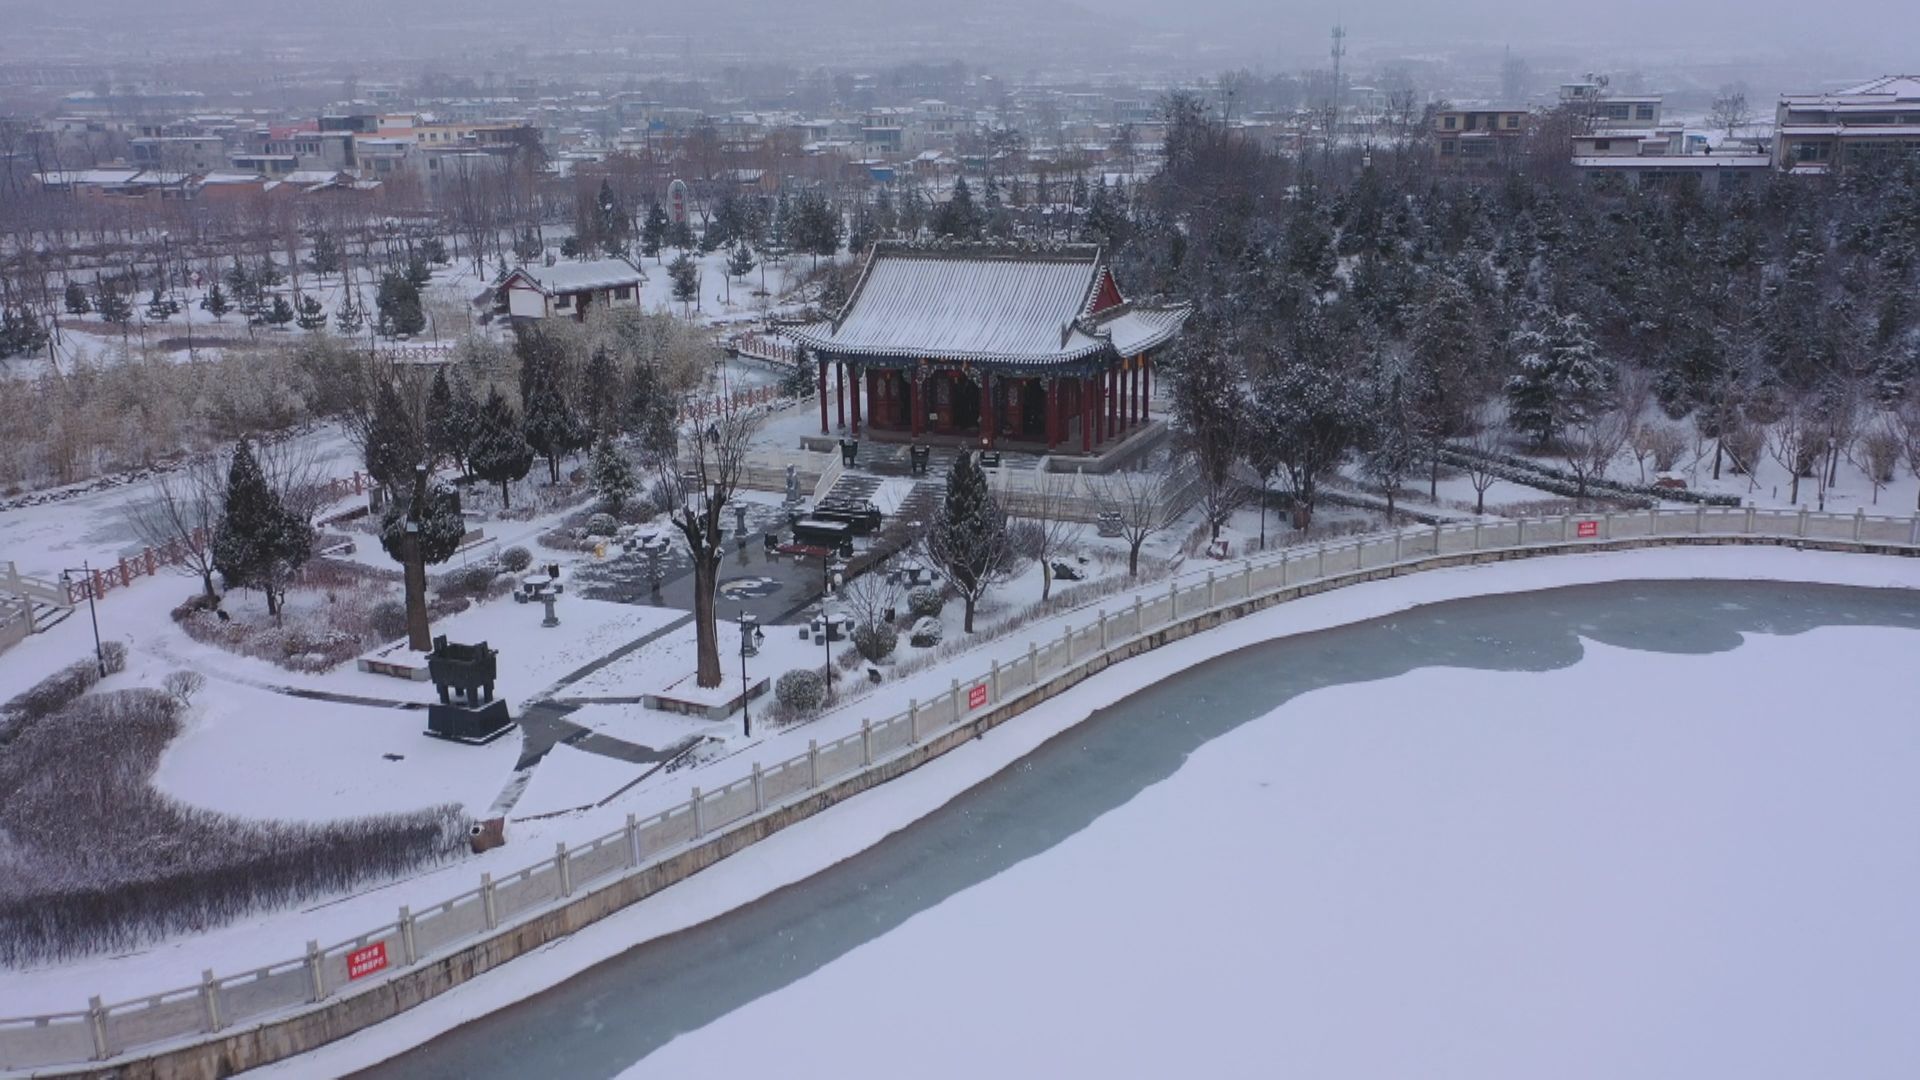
left=1142, top=355, right=1151, bottom=418
left=981, top=372, right=996, bottom=448
left=910, top=374, right=923, bottom=438
left=835, top=362, right=846, bottom=430
left=817, top=356, right=829, bottom=434
left=850, top=366, right=863, bottom=436
left=1110, top=362, right=1121, bottom=434
left=1130, top=359, right=1141, bottom=425
left=1080, top=375, right=1093, bottom=452
left=1045, top=377, right=1059, bottom=448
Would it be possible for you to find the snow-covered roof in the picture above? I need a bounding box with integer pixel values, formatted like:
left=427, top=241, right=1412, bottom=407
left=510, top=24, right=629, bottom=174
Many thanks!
left=1781, top=76, right=1920, bottom=106
left=506, top=257, right=646, bottom=294
left=1572, top=155, right=1772, bottom=169
left=785, top=242, right=1188, bottom=367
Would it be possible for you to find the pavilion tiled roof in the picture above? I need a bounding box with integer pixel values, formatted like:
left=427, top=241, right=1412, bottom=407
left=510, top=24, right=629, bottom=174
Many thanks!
left=785, top=242, right=1188, bottom=367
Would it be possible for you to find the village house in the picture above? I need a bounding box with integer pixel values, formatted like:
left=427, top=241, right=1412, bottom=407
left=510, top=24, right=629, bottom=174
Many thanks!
left=1775, top=75, right=1920, bottom=173
left=497, top=258, right=647, bottom=322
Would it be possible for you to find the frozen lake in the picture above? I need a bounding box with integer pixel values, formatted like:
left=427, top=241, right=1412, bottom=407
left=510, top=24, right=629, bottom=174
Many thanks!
left=359, top=580, right=1920, bottom=1080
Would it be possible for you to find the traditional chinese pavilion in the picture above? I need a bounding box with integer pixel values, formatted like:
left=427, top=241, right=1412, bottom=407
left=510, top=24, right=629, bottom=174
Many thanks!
left=784, top=242, right=1190, bottom=453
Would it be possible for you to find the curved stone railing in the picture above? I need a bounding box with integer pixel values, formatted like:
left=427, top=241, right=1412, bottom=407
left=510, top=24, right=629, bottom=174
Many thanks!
left=6, top=504, right=1918, bottom=1079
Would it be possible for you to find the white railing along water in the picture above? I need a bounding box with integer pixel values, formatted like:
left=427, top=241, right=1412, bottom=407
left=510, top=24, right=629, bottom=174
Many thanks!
left=4, top=504, right=1917, bottom=1072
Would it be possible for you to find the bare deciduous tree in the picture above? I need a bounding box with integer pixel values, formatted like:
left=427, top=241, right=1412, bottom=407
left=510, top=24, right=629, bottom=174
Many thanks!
left=1095, top=463, right=1185, bottom=577
left=1461, top=409, right=1507, bottom=516
left=1021, top=470, right=1084, bottom=600
left=1561, top=406, right=1632, bottom=500
left=123, top=453, right=226, bottom=600
left=655, top=397, right=759, bottom=687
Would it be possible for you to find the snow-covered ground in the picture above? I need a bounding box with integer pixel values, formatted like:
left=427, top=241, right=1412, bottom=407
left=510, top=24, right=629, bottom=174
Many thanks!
left=247, top=546, right=1920, bottom=1079
left=633, top=623, right=1920, bottom=1080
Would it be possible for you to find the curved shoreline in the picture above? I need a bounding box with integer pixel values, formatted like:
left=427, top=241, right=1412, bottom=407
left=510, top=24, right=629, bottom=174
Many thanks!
left=18, top=534, right=1920, bottom=1080
left=278, top=544, right=1920, bottom=1080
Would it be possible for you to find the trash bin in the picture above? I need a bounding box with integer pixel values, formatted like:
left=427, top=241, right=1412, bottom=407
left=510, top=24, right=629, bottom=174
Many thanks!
left=910, top=443, right=931, bottom=476
left=840, top=438, right=859, bottom=466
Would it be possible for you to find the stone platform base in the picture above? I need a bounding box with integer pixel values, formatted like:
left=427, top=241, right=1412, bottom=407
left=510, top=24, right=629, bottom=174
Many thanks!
left=643, top=673, right=770, bottom=720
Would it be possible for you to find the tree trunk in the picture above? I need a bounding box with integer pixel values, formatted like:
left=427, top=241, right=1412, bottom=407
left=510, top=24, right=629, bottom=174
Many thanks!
left=1041, top=560, right=1053, bottom=601
left=1476, top=486, right=1486, bottom=515
left=1713, top=439, right=1723, bottom=480
left=692, top=547, right=722, bottom=688
left=500, top=479, right=511, bottom=509
left=1430, top=456, right=1440, bottom=500
left=1128, top=542, right=1142, bottom=577
left=963, top=595, right=976, bottom=634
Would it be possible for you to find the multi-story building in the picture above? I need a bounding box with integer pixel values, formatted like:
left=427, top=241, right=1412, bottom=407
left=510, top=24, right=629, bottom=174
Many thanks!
left=1431, top=106, right=1530, bottom=168
left=1775, top=75, right=1920, bottom=173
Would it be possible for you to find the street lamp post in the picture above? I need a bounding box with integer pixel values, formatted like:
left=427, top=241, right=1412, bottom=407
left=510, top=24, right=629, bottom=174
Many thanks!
left=738, top=610, right=762, bottom=736
left=822, top=557, right=847, bottom=703
left=60, top=562, right=107, bottom=679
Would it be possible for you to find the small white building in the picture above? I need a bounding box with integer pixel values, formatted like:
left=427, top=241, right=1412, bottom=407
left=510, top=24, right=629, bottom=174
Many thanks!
left=498, top=258, right=647, bottom=321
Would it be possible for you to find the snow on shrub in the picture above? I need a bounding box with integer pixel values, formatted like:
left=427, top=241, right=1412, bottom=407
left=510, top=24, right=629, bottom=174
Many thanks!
left=909, top=616, right=943, bottom=648
left=775, top=668, right=827, bottom=714
left=499, top=545, right=533, bottom=572
left=851, top=620, right=898, bottom=662
left=586, top=512, right=619, bottom=537
left=370, top=599, right=409, bottom=641
left=1, top=641, right=126, bottom=735
left=907, top=585, right=945, bottom=620
left=0, top=688, right=470, bottom=965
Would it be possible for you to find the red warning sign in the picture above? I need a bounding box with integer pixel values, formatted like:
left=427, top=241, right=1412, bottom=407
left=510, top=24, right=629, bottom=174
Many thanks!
left=968, top=683, right=989, bottom=710
left=1576, top=520, right=1600, bottom=539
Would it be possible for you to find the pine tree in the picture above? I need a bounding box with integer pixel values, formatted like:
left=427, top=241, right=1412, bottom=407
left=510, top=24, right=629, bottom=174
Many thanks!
left=933, top=176, right=978, bottom=239
left=375, top=271, right=426, bottom=337
left=589, top=435, right=637, bottom=514
left=0, top=308, right=47, bottom=359
left=926, top=451, right=1011, bottom=634
left=725, top=241, right=756, bottom=304
left=425, top=367, right=481, bottom=475
left=625, top=359, right=678, bottom=463
left=582, top=347, right=621, bottom=435
left=255, top=256, right=285, bottom=289
left=94, top=283, right=133, bottom=328
left=1506, top=309, right=1612, bottom=447
left=641, top=200, right=669, bottom=261
left=404, top=255, right=433, bottom=290
left=295, top=293, right=327, bottom=331
left=200, top=281, right=231, bottom=321
left=469, top=386, right=535, bottom=507
left=265, top=294, right=295, bottom=329
left=333, top=286, right=363, bottom=334
left=668, top=251, right=700, bottom=312
left=211, top=438, right=311, bottom=618
left=363, top=378, right=424, bottom=491
left=517, top=329, right=589, bottom=482
left=307, top=230, right=342, bottom=278
left=63, top=280, right=91, bottom=316
left=378, top=478, right=467, bottom=565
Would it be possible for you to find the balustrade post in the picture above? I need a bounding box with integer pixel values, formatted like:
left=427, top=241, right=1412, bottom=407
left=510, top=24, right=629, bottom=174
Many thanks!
left=87, top=996, right=108, bottom=1060
left=1280, top=549, right=1290, bottom=586
left=201, top=969, right=222, bottom=1033
left=949, top=678, right=962, bottom=718
left=1560, top=516, right=1569, bottom=542
left=305, top=940, right=326, bottom=1002
left=990, top=659, right=1001, bottom=701
left=1432, top=522, right=1442, bottom=557
left=807, top=740, right=819, bottom=788
left=1064, top=623, right=1075, bottom=665
left=481, top=872, right=498, bottom=930
left=1207, top=571, right=1217, bottom=606
left=908, top=698, right=920, bottom=744
left=556, top=842, right=573, bottom=896
left=1028, top=640, right=1039, bottom=681
left=1797, top=507, right=1808, bottom=537
left=398, top=906, right=417, bottom=965
left=1517, top=518, right=1525, bottom=546
left=625, top=813, right=641, bottom=867
left=691, top=789, right=705, bottom=838
left=1316, top=544, right=1325, bottom=578
left=1133, top=595, right=1144, bottom=634
left=1853, top=508, right=1865, bottom=542
left=1603, top=512, right=1613, bottom=540
left=1473, top=521, right=1483, bottom=550
left=1695, top=505, right=1705, bottom=535
left=861, top=721, right=872, bottom=767
left=1098, top=610, right=1109, bottom=650
left=1746, top=507, right=1756, bottom=534
left=1243, top=560, right=1254, bottom=599
left=1393, top=530, right=1402, bottom=563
